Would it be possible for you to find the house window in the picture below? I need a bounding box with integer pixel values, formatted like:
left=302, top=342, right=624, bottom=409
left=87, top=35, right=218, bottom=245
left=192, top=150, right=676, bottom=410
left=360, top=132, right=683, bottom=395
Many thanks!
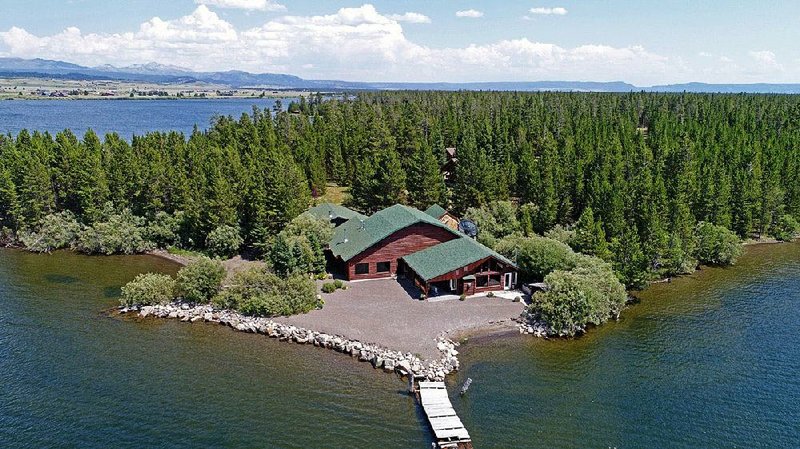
left=355, top=263, right=370, bottom=275
left=476, top=275, right=489, bottom=287
left=376, top=261, right=391, bottom=273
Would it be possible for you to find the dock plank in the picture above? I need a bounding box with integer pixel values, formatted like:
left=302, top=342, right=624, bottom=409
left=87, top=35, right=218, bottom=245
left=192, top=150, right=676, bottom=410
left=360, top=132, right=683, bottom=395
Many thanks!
left=417, top=381, right=471, bottom=448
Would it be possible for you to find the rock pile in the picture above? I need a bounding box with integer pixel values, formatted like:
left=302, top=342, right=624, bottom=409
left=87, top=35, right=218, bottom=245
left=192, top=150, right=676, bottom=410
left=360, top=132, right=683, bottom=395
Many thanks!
left=516, top=311, right=551, bottom=337
left=121, top=303, right=461, bottom=381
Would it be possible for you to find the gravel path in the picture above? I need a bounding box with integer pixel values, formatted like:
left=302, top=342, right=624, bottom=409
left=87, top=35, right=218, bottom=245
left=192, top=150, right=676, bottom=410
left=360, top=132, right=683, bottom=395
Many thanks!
left=275, top=278, right=526, bottom=359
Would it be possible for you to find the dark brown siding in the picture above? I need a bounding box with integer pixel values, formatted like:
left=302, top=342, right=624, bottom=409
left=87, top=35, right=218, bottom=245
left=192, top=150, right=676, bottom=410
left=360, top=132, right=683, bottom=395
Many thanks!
left=346, top=223, right=458, bottom=280
left=424, top=256, right=516, bottom=294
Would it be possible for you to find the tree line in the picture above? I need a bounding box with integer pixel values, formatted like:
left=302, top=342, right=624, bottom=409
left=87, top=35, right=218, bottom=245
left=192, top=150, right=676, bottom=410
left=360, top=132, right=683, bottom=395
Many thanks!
left=2, top=92, right=799, bottom=272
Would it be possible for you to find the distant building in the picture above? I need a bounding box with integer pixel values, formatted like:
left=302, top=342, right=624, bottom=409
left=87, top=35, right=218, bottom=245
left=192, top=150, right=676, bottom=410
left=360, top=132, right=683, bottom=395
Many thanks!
left=323, top=204, right=517, bottom=296
left=441, top=147, right=458, bottom=182
left=424, top=204, right=460, bottom=230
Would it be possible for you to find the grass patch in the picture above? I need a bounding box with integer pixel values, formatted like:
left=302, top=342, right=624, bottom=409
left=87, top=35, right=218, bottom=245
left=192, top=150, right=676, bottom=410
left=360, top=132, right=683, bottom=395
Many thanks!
left=317, top=183, right=349, bottom=205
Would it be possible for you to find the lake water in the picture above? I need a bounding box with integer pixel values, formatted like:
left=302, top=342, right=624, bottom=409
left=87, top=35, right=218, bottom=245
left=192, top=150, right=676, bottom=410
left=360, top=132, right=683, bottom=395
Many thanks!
left=0, top=99, right=290, bottom=138
left=1, top=244, right=798, bottom=448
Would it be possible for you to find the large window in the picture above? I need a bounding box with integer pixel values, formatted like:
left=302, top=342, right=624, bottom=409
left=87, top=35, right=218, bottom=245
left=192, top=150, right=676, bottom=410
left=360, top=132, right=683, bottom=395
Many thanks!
left=376, top=261, right=391, bottom=273
left=355, top=263, right=370, bottom=275
left=476, top=275, right=489, bottom=287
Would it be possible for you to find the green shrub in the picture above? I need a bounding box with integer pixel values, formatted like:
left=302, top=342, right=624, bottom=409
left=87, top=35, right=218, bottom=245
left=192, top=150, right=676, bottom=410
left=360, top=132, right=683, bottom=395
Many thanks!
left=146, top=211, right=185, bottom=248
left=772, top=214, right=800, bottom=242
left=205, top=225, right=243, bottom=259
left=544, top=224, right=575, bottom=246
left=176, top=257, right=225, bottom=303
left=74, top=207, right=153, bottom=255
left=213, top=267, right=317, bottom=317
left=465, top=201, right=520, bottom=248
left=486, top=291, right=495, bottom=297
left=321, top=282, right=337, bottom=294
left=19, top=211, right=81, bottom=252
left=531, top=257, right=627, bottom=336
left=268, top=215, right=333, bottom=276
left=459, top=294, right=467, bottom=301
left=693, top=221, right=743, bottom=266
left=495, top=235, right=578, bottom=281
left=333, top=279, right=344, bottom=289
left=120, top=273, right=176, bottom=307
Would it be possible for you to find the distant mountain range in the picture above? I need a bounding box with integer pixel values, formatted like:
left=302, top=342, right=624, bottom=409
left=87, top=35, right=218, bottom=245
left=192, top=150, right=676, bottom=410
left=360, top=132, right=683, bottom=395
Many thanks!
left=2, top=57, right=800, bottom=94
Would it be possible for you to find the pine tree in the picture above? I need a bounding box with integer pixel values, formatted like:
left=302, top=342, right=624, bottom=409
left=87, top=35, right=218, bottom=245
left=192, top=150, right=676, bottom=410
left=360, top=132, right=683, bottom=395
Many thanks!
left=573, top=207, right=611, bottom=260
left=407, top=142, right=447, bottom=210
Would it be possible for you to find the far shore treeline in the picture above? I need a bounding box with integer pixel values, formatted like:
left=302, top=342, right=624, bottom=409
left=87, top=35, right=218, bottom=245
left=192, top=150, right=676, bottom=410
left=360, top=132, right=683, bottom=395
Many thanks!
left=1, top=91, right=800, bottom=330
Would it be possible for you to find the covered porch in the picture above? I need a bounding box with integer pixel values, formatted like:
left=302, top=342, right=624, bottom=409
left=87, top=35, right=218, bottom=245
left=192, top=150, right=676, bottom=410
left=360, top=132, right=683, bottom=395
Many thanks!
left=401, top=238, right=518, bottom=299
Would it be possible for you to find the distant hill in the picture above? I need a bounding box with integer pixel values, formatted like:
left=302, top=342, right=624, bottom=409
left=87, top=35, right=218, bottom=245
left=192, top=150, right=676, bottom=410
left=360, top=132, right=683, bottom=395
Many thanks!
left=1, top=57, right=799, bottom=93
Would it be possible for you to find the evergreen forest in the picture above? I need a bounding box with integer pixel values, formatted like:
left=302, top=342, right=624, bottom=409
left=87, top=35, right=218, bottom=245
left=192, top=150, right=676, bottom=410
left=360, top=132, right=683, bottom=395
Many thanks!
left=2, top=92, right=800, bottom=294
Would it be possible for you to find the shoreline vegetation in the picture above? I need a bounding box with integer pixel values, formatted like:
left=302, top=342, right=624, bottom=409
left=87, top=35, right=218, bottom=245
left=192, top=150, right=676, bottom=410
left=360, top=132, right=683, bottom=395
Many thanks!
left=2, top=91, right=800, bottom=346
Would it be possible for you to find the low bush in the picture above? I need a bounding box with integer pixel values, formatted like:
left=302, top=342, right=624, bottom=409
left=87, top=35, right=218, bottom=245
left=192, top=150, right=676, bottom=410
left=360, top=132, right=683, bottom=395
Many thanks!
left=120, top=273, right=176, bottom=307
left=213, top=267, right=318, bottom=317
left=176, top=257, right=226, bottom=303
left=333, top=279, right=344, bottom=289
left=19, top=211, right=81, bottom=252
left=268, top=215, right=333, bottom=276
left=321, top=282, right=337, bottom=294
left=74, top=207, right=153, bottom=255
left=146, top=211, right=185, bottom=248
left=206, top=225, right=243, bottom=259
left=495, top=234, right=578, bottom=281
left=693, top=221, right=743, bottom=266
left=531, top=256, right=626, bottom=337
left=459, top=294, right=467, bottom=301
left=772, top=214, right=800, bottom=242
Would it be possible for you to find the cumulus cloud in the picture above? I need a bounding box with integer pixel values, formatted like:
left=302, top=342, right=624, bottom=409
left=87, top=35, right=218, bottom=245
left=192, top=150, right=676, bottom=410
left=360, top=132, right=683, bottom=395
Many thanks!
left=0, top=4, right=697, bottom=84
left=456, top=9, right=484, bottom=18
left=529, top=7, right=568, bottom=15
left=388, top=12, right=431, bottom=24
left=195, top=0, right=285, bottom=11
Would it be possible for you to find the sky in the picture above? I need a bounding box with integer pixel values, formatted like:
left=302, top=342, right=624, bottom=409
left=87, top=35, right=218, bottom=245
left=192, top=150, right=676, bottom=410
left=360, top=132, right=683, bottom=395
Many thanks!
left=0, top=0, right=798, bottom=85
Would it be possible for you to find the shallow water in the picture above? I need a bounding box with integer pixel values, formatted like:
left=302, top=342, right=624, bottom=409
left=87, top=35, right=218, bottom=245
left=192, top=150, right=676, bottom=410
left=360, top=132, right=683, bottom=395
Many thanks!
left=453, top=242, right=800, bottom=448
left=0, top=250, right=429, bottom=449
left=0, top=98, right=291, bottom=138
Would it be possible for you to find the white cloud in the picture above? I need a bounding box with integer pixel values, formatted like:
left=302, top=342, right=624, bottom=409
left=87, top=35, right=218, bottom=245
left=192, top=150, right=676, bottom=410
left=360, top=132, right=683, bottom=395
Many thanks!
left=5, top=4, right=785, bottom=84
left=456, top=9, right=484, bottom=18
left=749, top=50, right=779, bottom=66
left=195, top=0, right=285, bottom=11
left=388, top=12, right=431, bottom=24
left=529, top=7, right=568, bottom=16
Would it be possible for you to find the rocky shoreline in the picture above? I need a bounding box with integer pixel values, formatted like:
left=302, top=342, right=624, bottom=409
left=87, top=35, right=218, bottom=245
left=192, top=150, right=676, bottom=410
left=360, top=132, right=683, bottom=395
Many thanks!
left=119, top=302, right=461, bottom=381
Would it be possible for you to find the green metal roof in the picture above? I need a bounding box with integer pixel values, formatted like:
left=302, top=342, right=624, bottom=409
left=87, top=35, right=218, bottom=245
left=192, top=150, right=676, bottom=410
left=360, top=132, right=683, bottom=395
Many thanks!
left=424, top=204, right=448, bottom=219
left=402, top=237, right=517, bottom=282
left=329, top=204, right=460, bottom=261
left=305, top=202, right=366, bottom=224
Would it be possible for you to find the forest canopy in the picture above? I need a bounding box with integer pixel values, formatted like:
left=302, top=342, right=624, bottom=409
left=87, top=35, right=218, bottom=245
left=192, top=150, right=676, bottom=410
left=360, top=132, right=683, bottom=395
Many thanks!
left=1, top=92, right=798, bottom=275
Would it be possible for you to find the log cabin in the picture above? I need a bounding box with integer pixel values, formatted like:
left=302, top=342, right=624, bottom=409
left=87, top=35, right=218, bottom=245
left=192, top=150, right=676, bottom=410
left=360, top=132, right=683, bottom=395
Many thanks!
left=324, top=204, right=517, bottom=296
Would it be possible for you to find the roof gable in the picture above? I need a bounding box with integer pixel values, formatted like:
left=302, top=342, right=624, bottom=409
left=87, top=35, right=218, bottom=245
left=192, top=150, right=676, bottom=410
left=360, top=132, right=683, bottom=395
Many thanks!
left=424, top=204, right=448, bottom=219
left=330, top=204, right=460, bottom=261
left=403, top=237, right=517, bottom=282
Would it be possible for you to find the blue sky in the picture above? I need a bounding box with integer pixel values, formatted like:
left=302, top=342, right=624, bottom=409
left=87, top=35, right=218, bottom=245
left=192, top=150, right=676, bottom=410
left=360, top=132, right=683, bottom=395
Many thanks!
left=0, top=0, right=797, bottom=85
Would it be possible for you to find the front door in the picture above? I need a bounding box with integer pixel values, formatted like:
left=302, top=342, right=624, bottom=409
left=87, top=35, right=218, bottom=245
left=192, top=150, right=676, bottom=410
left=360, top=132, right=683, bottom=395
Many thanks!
left=504, top=272, right=514, bottom=290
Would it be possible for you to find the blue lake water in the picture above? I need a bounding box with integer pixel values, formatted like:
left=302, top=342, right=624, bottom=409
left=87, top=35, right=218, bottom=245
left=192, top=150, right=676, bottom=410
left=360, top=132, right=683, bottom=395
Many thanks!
left=0, top=98, right=290, bottom=138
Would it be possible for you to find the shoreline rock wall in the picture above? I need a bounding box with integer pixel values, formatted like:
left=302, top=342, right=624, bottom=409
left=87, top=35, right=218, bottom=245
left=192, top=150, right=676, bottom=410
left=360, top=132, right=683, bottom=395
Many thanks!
left=120, top=303, right=461, bottom=381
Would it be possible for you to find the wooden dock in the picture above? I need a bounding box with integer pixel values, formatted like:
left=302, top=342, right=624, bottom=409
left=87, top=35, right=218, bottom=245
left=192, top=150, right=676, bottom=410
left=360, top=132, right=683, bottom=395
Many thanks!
left=417, top=381, right=473, bottom=449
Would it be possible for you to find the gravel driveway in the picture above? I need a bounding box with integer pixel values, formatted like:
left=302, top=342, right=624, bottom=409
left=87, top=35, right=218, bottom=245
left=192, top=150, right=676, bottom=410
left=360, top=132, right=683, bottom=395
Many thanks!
left=275, top=278, right=525, bottom=359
